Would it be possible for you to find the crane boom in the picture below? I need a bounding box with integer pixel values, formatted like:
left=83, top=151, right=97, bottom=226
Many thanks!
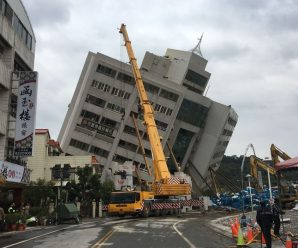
left=270, top=144, right=291, bottom=165
left=119, top=24, right=191, bottom=196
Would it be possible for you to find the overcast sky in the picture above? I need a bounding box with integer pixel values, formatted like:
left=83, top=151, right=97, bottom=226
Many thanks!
left=23, top=0, right=298, bottom=159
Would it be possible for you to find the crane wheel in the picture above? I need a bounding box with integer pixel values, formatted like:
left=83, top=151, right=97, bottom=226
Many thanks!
left=142, top=205, right=150, bottom=218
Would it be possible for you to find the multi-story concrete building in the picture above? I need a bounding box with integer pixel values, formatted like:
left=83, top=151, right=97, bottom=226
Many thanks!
left=0, top=0, right=36, bottom=204
left=58, top=47, right=238, bottom=194
left=27, top=129, right=99, bottom=183
left=0, top=0, right=36, bottom=163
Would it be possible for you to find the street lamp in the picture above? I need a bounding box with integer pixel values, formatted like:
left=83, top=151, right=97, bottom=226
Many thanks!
left=240, top=144, right=256, bottom=214
left=246, top=174, right=254, bottom=216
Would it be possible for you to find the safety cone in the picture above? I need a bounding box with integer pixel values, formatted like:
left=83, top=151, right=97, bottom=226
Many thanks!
left=246, top=225, right=254, bottom=243
left=235, top=217, right=240, bottom=229
left=231, top=223, right=238, bottom=237
left=286, top=235, right=293, bottom=248
left=236, top=227, right=245, bottom=246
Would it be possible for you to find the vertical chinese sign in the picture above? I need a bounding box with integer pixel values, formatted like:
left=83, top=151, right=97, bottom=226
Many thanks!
left=14, top=71, right=38, bottom=157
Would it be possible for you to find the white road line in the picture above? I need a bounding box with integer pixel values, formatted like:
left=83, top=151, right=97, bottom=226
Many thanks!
left=2, top=225, right=80, bottom=248
left=173, top=220, right=196, bottom=248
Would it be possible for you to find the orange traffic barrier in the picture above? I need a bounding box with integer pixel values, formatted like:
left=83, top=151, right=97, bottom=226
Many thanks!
left=246, top=225, right=254, bottom=243
left=286, top=235, right=293, bottom=248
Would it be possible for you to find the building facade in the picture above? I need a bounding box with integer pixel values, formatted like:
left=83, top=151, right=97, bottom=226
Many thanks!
left=0, top=0, right=36, bottom=163
left=0, top=0, right=36, bottom=204
left=58, top=47, right=238, bottom=193
left=27, top=129, right=99, bottom=183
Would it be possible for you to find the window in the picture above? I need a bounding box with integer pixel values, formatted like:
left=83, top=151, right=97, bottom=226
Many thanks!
left=10, top=94, right=17, bottom=118
left=107, top=103, right=125, bottom=114
left=80, top=110, right=100, bottom=122
left=185, top=69, right=208, bottom=88
left=113, top=154, right=129, bottom=163
left=154, top=104, right=161, bottom=112
left=182, top=83, right=203, bottom=94
left=228, top=117, right=237, bottom=127
left=90, top=146, right=109, bottom=158
left=101, top=117, right=119, bottom=129
left=86, top=94, right=106, bottom=108
left=111, top=87, right=131, bottom=100
left=91, top=80, right=111, bottom=92
left=155, top=120, right=168, bottom=131
left=177, top=99, right=209, bottom=128
left=4, top=1, right=13, bottom=24
left=159, top=89, right=179, bottom=102
left=123, top=125, right=143, bottom=136
left=144, top=82, right=159, bottom=95
left=11, top=11, right=32, bottom=50
left=69, top=139, right=89, bottom=151
left=96, top=64, right=116, bottom=78
left=118, top=139, right=138, bottom=152
left=117, top=72, right=135, bottom=85
left=81, top=119, right=114, bottom=137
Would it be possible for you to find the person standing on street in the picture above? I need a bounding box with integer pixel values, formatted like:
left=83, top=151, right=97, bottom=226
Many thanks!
left=271, top=198, right=281, bottom=236
left=256, top=201, right=273, bottom=248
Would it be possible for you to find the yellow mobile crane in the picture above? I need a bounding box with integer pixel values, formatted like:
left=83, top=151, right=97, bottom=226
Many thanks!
left=108, top=24, right=191, bottom=217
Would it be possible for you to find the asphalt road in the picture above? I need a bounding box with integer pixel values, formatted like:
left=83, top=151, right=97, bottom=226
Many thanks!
left=0, top=212, right=236, bottom=248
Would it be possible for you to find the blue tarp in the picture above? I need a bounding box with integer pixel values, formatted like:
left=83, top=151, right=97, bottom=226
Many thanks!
left=211, top=187, right=278, bottom=211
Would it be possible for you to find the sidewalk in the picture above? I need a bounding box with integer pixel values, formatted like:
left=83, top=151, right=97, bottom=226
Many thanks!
left=0, top=217, right=106, bottom=239
left=209, top=211, right=296, bottom=248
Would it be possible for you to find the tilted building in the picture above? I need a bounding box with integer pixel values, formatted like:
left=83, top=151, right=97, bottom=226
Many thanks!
left=58, top=47, right=238, bottom=194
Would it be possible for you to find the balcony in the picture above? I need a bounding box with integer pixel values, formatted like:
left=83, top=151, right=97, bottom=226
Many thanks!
left=0, top=59, right=10, bottom=89
left=0, top=110, right=7, bottom=135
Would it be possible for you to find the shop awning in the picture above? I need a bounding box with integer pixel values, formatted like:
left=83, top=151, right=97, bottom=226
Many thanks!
left=275, top=156, right=298, bottom=171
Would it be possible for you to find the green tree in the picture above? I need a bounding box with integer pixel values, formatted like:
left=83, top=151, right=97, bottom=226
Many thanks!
left=100, top=180, right=114, bottom=204
left=23, top=179, right=55, bottom=207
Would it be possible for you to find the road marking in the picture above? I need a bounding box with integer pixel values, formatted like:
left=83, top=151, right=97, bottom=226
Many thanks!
left=2, top=225, right=75, bottom=248
left=173, top=220, right=196, bottom=248
left=91, top=228, right=114, bottom=248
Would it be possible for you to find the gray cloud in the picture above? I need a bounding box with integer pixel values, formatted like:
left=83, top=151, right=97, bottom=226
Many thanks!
left=25, top=0, right=72, bottom=28
left=22, top=0, right=298, bottom=159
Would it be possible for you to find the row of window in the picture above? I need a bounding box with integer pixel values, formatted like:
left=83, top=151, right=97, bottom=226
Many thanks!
left=182, top=83, right=203, bottom=95
left=85, top=93, right=125, bottom=115
left=177, top=99, right=209, bottom=128
left=213, top=151, right=225, bottom=159
left=69, top=138, right=110, bottom=158
left=95, top=63, right=179, bottom=102
left=227, top=117, right=237, bottom=127
left=81, top=119, right=114, bottom=137
left=91, top=80, right=111, bottom=92
left=111, top=87, right=131, bottom=100
left=0, top=0, right=33, bottom=50
left=89, top=145, right=109, bottom=158
left=80, top=109, right=118, bottom=129
left=185, top=69, right=208, bottom=88
left=86, top=94, right=106, bottom=108
left=222, top=129, right=233, bottom=137
left=154, top=104, right=173, bottom=116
